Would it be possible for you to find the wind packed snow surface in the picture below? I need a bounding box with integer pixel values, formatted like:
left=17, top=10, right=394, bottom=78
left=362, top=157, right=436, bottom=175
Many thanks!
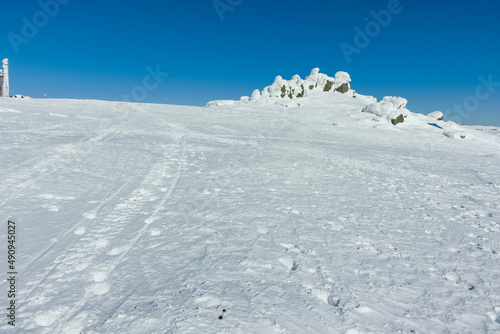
left=1, top=71, right=500, bottom=333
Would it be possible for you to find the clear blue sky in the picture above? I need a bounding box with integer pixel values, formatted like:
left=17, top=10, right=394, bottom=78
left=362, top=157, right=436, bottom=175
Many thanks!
left=2, top=0, right=499, bottom=125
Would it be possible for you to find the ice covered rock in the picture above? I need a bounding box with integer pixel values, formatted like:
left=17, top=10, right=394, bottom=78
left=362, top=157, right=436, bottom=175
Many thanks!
left=331, top=71, right=351, bottom=93
left=306, top=68, right=320, bottom=83
left=428, top=111, right=444, bottom=121
left=259, top=68, right=353, bottom=99
left=391, top=114, right=405, bottom=125
left=324, top=80, right=334, bottom=91
left=335, top=83, right=350, bottom=93
left=250, top=89, right=261, bottom=100
left=444, top=131, right=469, bottom=139
left=206, top=68, right=355, bottom=107
left=334, top=71, right=351, bottom=85
left=362, top=96, right=410, bottom=125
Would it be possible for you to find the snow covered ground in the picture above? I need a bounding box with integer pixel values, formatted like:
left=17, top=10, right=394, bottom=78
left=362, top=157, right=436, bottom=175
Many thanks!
left=1, top=81, right=500, bottom=333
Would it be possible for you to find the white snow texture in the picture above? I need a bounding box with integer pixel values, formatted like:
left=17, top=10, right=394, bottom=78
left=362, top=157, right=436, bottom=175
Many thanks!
left=1, top=68, right=500, bottom=333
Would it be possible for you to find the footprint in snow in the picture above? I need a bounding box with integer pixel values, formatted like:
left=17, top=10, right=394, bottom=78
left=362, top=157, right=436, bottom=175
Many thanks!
left=87, top=282, right=110, bottom=296
left=74, top=227, right=86, bottom=235
left=145, top=216, right=159, bottom=225
left=149, top=229, right=161, bottom=236
left=279, top=257, right=299, bottom=271
left=83, top=211, right=96, bottom=219
left=34, top=308, right=67, bottom=327
left=327, top=294, right=340, bottom=307
left=74, top=262, right=90, bottom=271
left=139, top=188, right=150, bottom=196
left=92, top=271, right=107, bottom=282
left=257, top=227, right=268, bottom=234
left=285, top=207, right=301, bottom=215
left=108, top=247, right=124, bottom=256
left=91, top=239, right=109, bottom=249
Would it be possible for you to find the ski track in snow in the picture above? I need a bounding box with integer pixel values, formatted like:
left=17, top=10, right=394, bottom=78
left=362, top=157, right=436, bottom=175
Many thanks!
left=0, top=98, right=499, bottom=333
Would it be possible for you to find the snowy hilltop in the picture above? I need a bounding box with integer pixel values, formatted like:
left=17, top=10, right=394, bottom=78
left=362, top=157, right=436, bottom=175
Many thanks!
left=207, top=68, right=491, bottom=141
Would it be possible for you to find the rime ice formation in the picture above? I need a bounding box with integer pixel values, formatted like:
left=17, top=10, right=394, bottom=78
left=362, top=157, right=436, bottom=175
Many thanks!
left=207, top=68, right=356, bottom=107
left=362, top=96, right=411, bottom=124
left=2, top=59, right=9, bottom=98
left=428, top=111, right=444, bottom=120
left=257, top=67, right=353, bottom=100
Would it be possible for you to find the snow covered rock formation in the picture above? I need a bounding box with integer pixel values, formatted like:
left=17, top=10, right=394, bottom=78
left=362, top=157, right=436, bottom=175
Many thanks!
left=205, top=67, right=483, bottom=139
left=207, top=68, right=355, bottom=107
left=362, top=96, right=411, bottom=125
left=254, top=68, right=353, bottom=100
left=427, top=111, right=444, bottom=121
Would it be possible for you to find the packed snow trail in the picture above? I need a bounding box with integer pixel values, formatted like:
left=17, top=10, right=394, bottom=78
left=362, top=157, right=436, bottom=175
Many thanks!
left=0, top=96, right=499, bottom=333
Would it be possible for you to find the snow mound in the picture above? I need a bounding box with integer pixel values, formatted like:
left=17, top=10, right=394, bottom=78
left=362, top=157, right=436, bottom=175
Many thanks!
left=362, top=96, right=411, bottom=123
left=250, top=89, right=261, bottom=100
left=362, top=96, right=479, bottom=139
left=427, top=111, right=444, bottom=120
left=443, top=131, right=471, bottom=139
left=205, top=100, right=236, bottom=108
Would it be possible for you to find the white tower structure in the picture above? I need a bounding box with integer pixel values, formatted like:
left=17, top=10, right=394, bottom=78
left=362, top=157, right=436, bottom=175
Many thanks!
left=2, top=59, right=9, bottom=97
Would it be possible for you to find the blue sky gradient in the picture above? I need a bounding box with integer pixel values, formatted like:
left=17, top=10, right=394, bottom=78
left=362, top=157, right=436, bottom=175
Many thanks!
left=2, top=0, right=499, bottom=125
